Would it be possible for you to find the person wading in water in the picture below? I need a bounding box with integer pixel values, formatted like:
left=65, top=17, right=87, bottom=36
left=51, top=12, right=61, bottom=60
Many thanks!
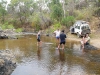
left=58, top=30, right=67, bottom=50
left=53, top=29, right=61, bottom=46
left=37, top=30, right=42, bottom=47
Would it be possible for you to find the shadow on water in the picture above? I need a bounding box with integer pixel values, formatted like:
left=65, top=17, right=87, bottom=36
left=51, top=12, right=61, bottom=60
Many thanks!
left=0, top=35, right=100, bottom=75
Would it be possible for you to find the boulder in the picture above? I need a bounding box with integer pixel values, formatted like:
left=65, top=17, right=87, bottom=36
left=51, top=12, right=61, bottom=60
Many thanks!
left=0, top=35, right=8, bottom=39
left=84, top=44, right=98, bottom=50
left=0, top=29, right=19, bottom=39
left=0, top=50, right=16, bottom=75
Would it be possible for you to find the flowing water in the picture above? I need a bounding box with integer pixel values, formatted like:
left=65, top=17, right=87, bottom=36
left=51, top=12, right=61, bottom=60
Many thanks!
left=0, top=34, right=100, bottom=75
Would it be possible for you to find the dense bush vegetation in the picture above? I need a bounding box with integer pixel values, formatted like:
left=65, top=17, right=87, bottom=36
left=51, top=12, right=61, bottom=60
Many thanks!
left=0, top=0, right=100, bottom=31
left=1, top=22, right=14, bottom=29
left=61, top=16, right=75, bottom=27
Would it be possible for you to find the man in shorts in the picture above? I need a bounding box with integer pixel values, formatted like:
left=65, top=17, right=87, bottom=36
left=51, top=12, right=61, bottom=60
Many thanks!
left=58, top=30, right=66, bottom=50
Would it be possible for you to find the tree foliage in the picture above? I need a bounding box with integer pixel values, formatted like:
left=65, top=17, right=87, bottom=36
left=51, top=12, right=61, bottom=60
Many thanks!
left=49, top=0, right=63, bottom=21
left=0, top=0, right=100, bottom=30
left=61, top=16, right=75, bottom=27
left=0, top=0, right=7, bottom=23
left=51, top=4, right=63, bottom=21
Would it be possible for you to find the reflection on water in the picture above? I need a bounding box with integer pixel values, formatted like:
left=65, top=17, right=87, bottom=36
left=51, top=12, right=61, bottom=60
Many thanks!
left=59, top=50, right=65, bottom=62
left=37, top=47, right=42, bottom=60
left=0, top=35, right=100, bottom=75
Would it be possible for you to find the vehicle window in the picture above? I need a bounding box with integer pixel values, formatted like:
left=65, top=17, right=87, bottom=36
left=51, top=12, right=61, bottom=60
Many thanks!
left=84, top=26, right=86, bottom=29
left=86, top=26, right=89, bottom=29
left=81, top=26, right=85, bottom=30
left=78, top=26, right=80, bottom=29
left=81, top=26, right=89, bottom=30
left=75, top=26, right=78, bottom=28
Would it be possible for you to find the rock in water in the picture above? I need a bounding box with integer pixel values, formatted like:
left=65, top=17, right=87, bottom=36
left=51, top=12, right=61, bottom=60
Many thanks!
left=0, top=50, right=16, bottom=75
left=84, top=44, right=98, bottom=50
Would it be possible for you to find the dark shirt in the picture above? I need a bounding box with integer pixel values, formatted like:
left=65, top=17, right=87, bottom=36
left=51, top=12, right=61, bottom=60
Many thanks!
left=60, top=33, right=66, bottom=42
left=38, top=34, right=40, bottom=40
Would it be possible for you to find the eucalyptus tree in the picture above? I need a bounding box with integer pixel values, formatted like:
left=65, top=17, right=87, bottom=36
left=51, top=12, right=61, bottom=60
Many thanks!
left=7, top=0, right=38, bottom=27
left=30, top=0, right=52, bottom=30
left=0, top=0, right=7, bottom=23
left=60, top=0, right=66, bottom=18
left=36, top=0, right=48, bottom=29
left=49, top=0, right=63, bottom=22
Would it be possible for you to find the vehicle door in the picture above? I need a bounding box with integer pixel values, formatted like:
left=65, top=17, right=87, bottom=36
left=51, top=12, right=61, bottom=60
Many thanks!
left=74, top=24, right=81, bottom=34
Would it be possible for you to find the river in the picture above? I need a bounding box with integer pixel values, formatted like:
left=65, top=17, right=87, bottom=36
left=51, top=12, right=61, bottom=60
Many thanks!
left=0, top=34, right=100, bottom=75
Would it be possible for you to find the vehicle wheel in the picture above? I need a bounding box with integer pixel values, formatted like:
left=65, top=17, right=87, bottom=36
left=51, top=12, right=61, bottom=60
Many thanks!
left=71, top=31, right=74, bottom=34
left=77, top=33, right=81, bottom=38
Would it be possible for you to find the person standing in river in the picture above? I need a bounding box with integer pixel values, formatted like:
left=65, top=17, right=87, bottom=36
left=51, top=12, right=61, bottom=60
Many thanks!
left=37, top=30, right=42, bottom=47
left=53, top=29, right=61, bottom=46
left=58, top=30, right=66, bottom=50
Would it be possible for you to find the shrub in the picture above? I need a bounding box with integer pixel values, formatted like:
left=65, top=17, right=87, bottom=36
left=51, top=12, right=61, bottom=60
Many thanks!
left=52, top=23, right=62, bottom=32
left=15, top=28, right=22, bottom=33
left=61, top=16, right=75, bottom=27
left=75, top=9, right=93, bottom=21
left=31, top=14, right=41, bottom=31
left=1, top=22, right=14, bottom=29
left=94, top=7, right=100, bottom=17
left=1, top=25, right=6, bottom=29
left=7, top=24, right=14, bottom=29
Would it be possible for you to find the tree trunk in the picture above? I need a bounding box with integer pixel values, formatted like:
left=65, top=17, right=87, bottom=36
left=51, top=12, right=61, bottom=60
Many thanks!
left=62, top=0, right=65, bottom=18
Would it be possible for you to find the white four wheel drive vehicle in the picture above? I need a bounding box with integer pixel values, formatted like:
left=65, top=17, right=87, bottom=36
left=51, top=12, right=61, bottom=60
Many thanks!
left=70, top=20, right=91, bottom=37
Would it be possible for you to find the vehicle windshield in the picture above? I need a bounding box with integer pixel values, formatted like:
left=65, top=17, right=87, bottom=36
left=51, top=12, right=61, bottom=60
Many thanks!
left=81, top=25, right=89, bottom=30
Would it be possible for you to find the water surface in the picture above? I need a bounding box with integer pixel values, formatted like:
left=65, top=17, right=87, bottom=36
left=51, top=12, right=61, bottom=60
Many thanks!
left=0, top=35, right=100, bottom=75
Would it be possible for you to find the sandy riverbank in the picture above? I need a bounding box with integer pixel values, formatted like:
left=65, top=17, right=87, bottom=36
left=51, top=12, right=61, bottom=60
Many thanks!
left=67, top=33, right=100, bottom=49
